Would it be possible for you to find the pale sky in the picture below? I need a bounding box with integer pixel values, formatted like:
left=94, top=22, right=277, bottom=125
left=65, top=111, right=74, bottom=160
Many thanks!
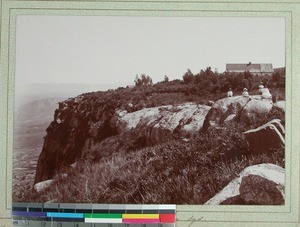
left=15, top=16, right=285, bottom=86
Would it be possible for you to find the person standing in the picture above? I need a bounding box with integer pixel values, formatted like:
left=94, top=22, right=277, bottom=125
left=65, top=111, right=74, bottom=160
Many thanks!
left=258, top=82, right=264, bottom=95
left=242, top=88, right=249, bottom=97
left=227, top=88, right=233, bottom=97
left=262, top=85, right=272, bottom=99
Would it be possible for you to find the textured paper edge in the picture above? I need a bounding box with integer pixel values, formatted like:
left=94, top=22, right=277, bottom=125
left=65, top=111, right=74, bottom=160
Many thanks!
left=0, top=0, right=299, bottom=226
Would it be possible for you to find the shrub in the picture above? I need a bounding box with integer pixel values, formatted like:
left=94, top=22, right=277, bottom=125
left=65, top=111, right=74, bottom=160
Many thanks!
left=182, top=69, right=194, bottom=84
left=18, top=68, right=285, bottom=204
left=241, top=107, right=285, bottom=129
left=134, top=74, right=153, bottom=86
left=26, top=116, right=285, bottom=204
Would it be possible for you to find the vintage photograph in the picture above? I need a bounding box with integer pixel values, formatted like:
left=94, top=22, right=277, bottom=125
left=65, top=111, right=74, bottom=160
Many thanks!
left=13, top=15, right=285, bottom=205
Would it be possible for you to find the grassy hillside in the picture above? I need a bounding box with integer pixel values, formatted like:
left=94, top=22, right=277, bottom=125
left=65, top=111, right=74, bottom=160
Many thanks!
left=17, top=69, right=286, bottom=204
left=24, top=120, right=284, bottom=204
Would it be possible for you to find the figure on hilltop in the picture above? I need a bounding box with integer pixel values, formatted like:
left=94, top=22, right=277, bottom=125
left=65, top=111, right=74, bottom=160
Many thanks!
left=258, top=82, right=265, bottom=95
left=261, top=85, right=272, bottom=99
left=227, top=88, right=233, bottom=97
left=242, top=88, right=249, bottom=97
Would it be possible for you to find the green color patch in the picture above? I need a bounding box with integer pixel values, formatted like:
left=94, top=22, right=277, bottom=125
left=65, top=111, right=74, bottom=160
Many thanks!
left=84, top=213, right=122, bottom=219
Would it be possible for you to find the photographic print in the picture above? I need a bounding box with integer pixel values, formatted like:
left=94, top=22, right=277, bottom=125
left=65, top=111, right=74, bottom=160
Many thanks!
left=12, top=15, right=286, bottom=206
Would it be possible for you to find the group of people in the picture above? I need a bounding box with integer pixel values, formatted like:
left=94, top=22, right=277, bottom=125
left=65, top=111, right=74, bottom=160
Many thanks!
left=227, top=82, right=272, bottom=98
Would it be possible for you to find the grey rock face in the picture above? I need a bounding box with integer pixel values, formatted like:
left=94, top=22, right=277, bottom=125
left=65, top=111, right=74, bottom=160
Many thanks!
left=240, top=99, right=273, bottom=123
left=34, top=99, right=211, bottom=184
left=274, top=100, right=285, bottom=112
left=205, top=163, right=284, bottom=205
left=239, top=174, right=284, bottom=205
left=203, top=95, right=274, bottom=130
left=113, top=103, right=211, bottom=145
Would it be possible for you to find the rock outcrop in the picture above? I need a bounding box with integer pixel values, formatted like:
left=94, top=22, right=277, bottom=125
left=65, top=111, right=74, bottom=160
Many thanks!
left=239, top=174, right=284, bottom=205
left=34, top=91, right=284, bottom=185
left=203, top=96, right=250, bottom=129
left=205, top=163, right=284, bottom=205
left=203, top=95, right=273, bottom=130
left=34, top=96, right=120, bottom=184
left=34, top=179, right=54, bottom=193
left=34, top=97, right=211, bottom=184
left=274, top=101, right=285, bottom=112
left=240, top=98, right=273, bottom=123
left=243, top=119, right=285, bottom=153
left=113, top=103, right=211, bottom=145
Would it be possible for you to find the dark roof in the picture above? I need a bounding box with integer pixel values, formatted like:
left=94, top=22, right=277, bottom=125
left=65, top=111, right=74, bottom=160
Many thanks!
left=226, top=63, right=274, bottom=73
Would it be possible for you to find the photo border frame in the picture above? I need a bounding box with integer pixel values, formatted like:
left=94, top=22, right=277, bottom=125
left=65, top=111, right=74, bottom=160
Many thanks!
left=0, top=0, right=299, bottom=226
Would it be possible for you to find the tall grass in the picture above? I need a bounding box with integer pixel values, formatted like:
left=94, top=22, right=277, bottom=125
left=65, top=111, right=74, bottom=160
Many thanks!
left=16, top=74, right=286, bottom=204
left=24, top=121, right=284, bottom=204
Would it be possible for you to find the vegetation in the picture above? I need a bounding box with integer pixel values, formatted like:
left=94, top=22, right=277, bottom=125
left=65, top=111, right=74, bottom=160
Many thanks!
left=163, top=75, right=169, bottom=83
left=181, top=67, right=285, bottom=98
left=24, top=120, right=284, bottom=204
left=18, top=67, right=285, bottom=204
left=134, top=74, right=153, bottom=86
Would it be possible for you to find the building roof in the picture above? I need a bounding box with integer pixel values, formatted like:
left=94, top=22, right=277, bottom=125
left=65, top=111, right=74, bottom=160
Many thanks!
left=226, top=63, right=274, bottom=73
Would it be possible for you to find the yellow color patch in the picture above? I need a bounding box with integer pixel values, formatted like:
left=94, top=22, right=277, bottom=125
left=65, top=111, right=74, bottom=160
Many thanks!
left=122, top=214, right=159, bottom=219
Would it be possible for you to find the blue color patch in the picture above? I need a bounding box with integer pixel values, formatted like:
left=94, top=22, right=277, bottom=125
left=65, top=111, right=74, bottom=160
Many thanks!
left=46, top=212, right=84, bottom=218
left=12, top=211, right=47, bottom=217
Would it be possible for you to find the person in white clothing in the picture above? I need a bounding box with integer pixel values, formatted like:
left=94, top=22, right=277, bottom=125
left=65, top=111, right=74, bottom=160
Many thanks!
left=258, top=82, right=264, bottom=95
left=227, top=88, right=233, bottom=97
left=242, top=88, right=249, bottom=97
left=261, top=86, right=272, bottom=99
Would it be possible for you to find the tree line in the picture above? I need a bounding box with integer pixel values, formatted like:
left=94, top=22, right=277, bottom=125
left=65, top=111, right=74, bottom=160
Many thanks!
left=135, top=67, right=285, bottom=95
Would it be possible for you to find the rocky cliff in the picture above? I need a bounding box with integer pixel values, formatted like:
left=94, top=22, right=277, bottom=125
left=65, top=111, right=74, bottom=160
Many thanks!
left=34, top=92, right=211, bottom=184
left=34, top=92, right=121, bottom=184
left=34, top=88, right=285, bottom=185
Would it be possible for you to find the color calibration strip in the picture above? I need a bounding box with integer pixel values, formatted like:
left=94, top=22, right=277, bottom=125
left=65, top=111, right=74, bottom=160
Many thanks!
left=12, top=203, right=176, bottom=226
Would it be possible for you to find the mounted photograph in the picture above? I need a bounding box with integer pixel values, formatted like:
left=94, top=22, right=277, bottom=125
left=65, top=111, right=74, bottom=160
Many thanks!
left=13, top=15, right=285, bottom=205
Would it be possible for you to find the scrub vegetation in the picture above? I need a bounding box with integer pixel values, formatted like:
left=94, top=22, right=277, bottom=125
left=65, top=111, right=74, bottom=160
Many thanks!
left=17, top=67, right=285, bottom=204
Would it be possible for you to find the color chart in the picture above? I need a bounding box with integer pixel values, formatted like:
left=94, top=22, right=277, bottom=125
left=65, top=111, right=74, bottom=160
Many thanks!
left=12, top=203, right=176, bottom=226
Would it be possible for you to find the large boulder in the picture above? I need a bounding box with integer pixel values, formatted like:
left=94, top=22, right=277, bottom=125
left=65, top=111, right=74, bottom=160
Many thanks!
left=249, top=95, right=273, bottom=103
left=211, top=96, right=251, bottom=113
left=203, top=96, right=250, bottom=130
left=239, top=174, right=284, bottom=205
left=274, top=101, right=285, bottom=112
left=205, top=163, right=284, bottom=205
left=243, top=119, right=285, bottom=153
left=113, top=103, right=211, bottom=145
left=240, top=98, right=273, bottom=123
left=203, top=95, right=276, bottom=130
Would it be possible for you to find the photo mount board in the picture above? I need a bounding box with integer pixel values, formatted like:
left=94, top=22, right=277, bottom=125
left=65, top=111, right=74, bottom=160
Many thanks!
left=0, top=0, right=299, bottom=226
